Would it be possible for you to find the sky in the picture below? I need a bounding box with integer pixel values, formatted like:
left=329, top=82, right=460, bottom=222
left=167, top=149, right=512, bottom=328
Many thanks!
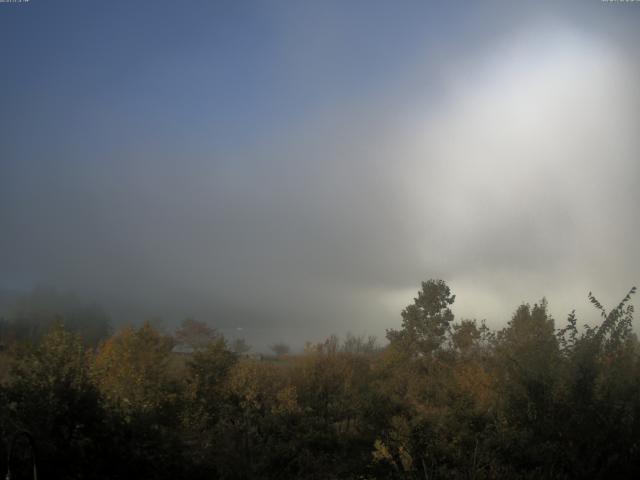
left=1, top=1, right=639, bottom=349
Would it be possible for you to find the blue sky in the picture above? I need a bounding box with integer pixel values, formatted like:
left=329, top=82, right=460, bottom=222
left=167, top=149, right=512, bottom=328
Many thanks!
left=1, top=1, right=640, bottom=348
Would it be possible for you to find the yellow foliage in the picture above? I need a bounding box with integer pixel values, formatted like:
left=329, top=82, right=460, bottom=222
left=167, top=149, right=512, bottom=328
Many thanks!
left=93, top=322, right=172, bottom=412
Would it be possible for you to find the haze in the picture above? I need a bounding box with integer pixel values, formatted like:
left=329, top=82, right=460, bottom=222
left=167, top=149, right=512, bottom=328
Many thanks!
left=1, top=1, right=639, bottom=349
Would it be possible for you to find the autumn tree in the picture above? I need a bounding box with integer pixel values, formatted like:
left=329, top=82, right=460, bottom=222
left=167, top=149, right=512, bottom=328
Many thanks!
left=182, top=338, right=238, bottom=476
left=94, top=322, right=174, bottom=411
left=214, top=361, right=304, bottom=479
left=185, top=337, right=237, bottom=428
left=93, top=322, right=184, bottom=479
left=375, top=282, right=495, bottom=479
left=174, top=317, right=220, bottom=351
left=551, top=287, right=640, bottom=478
left=1, top=323, right=106, bottom=478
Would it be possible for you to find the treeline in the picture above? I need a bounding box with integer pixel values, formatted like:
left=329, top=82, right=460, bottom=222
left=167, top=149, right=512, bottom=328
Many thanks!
left=0, top=287, right=111, bottom=347
left=0, top=279, right=638, bottom=479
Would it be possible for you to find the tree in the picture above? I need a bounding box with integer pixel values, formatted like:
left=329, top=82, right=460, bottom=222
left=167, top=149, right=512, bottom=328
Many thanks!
left=553, top=287, right=640, bottom=478
left=93, top=322, right=185, bottom=479
left=386, top=279, right=456, bottom=356
left=2, top=323, right=106, bottom=478
left=451, top=318, right=490, bottom=356
left=491, top=300, right=563, bottom=475
left=94, top=321, right=174, bottom=414
left=174, top=318, right=219, bottom=350
left=185, top=338, right=237, bottom=425
left=182, top=338, right=238, bottom=475
left=342, top=332, right=379, bottom=354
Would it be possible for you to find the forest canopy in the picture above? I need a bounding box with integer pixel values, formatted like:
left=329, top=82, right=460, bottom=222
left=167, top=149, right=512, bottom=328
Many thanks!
left=0, top=280, right=638, bottom=479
